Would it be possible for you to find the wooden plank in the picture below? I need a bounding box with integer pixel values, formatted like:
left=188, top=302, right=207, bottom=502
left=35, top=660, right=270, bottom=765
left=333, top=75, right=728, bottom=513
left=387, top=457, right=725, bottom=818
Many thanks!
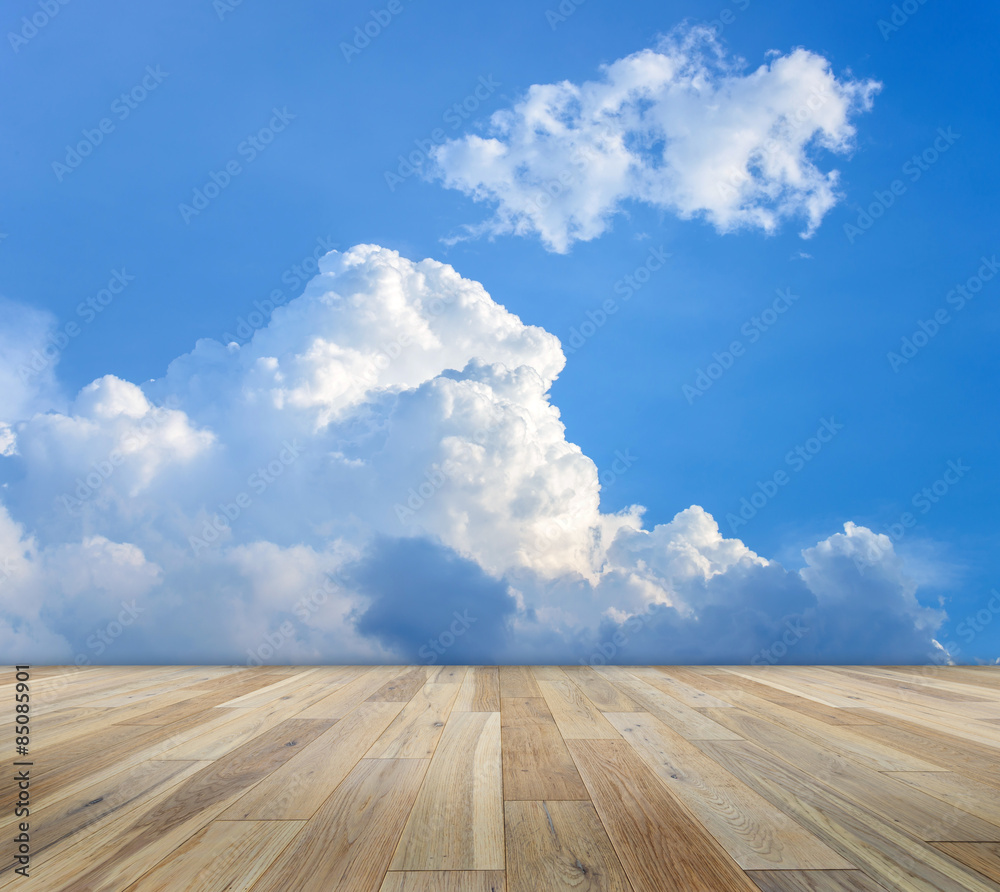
left=702, top=694, right=942, bottom=771
left=369, top=667, right=428, bottom=702
left=637, top=667, right=734, bottom=708
left=219, top=700, right=405, bottom=819
left=504, top=800, right=631, bottom=891
left=885, top=771, right=1000, bottom=826
left=594, top=666, right=740, bottom=739
left=844, top=713, right=1000, bottom=786
left=392, top=711, right=504, bottom=870
left=499, top=666, right=541, bottom=698
left=43, top=719, right=334, bottom=892
left=697, top=708, right=1000, bottom=841
left=367, top=683, right=461, bottom=759
left=0, top=760, right=210, bottom=880
left=605, top=712, right=852, bottom=870
left=427, top=665, right=469, bottom=684
left=454, top=667, right=501, bottom=712
left=536, top=678, right=620, bottom=740
left=560, top=667, right=642, bottom=712
left=121, top=820, right=304, bottom=892
left=746, top=869, right=892, bottom=891
left=697, top=739, right=1000, bottom=892
left=214, top=668, right=327, bottom=707
left=567, top=738, right=759, bottom=892
left=932, top=842, right=1000, bottom=885
left=380, top=871, right=506, bottom=892
left=500, top=697, right=554, bottom=727
left=502, top=724, right=590, bottom=801
left=296, top=666, right=406, bottom=719
left=251, top=758, right=428, bottom=892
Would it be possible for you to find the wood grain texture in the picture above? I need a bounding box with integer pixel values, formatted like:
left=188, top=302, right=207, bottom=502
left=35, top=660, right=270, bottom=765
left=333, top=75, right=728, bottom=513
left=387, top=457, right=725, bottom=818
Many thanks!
left=505, top=800, right=630, bottom=892
left=932, top=842, right=1000, bottom=885
left=392, top=711, right=504, bottom=870
left=605, top=712, right=852, bottom=870
left=218, top=700, right=405, bottom=819
left=7, top=664, right=1000, bottom=892
left=251, top=758, right=429, bottom=892
left=121, top=820, right=304, bottom=892
left=746, top=869, right=892, bottom=891
left=567, top=738, right=759, bottom=892
left=367, top=682, right=461, bottom=758
left=454, top=666, right=501, bottom=712
left=536, top=677, right=621, bottom=740
left=380, top=871, right=507, bottom=892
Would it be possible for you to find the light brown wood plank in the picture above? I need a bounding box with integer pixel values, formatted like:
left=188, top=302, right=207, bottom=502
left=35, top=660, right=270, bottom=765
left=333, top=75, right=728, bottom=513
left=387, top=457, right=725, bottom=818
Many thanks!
left=392, top=711, right=504, bottom=870
left=567, top=738, right=759, bottom=892
left=296, top=666, right=407, bottom=718
left=606, top=712, right=852, bottom=870
left=746, top=869, right=892, bottom=891
left=219, top=700, right=405, bottom=819
left=560, top=667, right=642, bottom=712
left=367, top=682, right=462, bottom=759
left=505, top=800, right=631, bottom=891
left=698, top=708, right=1000, bottom=842
left=121, top=820, right=304, bottom=891
left=536, top=678, right=621, bottom=740
left=251, top=758, right=428, bottom=892
left=697, top=739, right=1000, bottom=892
left=932, top=842, right=1000, bottom=885
left=594, top=666, right=741, bottom=739
left=380, top=871, right=506, bottom=892
left=454, top=666, right=501, bottom=711
left=369, top=667, right=428, bottom=702
left=499, top=666, right=542, bottom=698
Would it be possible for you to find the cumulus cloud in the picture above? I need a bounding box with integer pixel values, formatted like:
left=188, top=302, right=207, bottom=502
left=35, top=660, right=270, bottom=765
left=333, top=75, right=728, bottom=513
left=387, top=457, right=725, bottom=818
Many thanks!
left=0, top=245, right=944, bottom=664
left=430, top=25, right=880, bottom=252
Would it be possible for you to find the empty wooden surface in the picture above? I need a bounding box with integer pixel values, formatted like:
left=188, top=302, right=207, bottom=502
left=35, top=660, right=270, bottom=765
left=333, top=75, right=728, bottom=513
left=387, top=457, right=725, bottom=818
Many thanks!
left=3, top=665, right=1000, bottom=891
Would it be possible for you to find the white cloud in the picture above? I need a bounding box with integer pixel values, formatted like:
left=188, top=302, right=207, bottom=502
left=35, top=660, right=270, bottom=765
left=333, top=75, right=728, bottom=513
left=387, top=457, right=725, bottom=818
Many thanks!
left=0, top=245, right=943, bottom=663
left=431, top=25, right=879, bottom=252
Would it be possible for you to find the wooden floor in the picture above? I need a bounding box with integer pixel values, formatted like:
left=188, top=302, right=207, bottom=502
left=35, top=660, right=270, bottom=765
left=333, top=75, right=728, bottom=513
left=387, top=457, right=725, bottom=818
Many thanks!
left=4, top=666, right=1000, bottom=891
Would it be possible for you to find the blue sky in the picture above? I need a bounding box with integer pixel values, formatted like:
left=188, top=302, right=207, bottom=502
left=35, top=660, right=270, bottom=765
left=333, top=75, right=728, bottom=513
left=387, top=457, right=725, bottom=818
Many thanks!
left=1, top=0, right=998, bottom=664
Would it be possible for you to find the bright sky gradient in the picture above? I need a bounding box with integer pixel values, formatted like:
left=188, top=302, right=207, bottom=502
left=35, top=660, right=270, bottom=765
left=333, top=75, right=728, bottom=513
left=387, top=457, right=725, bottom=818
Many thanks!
left=1, top=0, right=998, bottom=664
